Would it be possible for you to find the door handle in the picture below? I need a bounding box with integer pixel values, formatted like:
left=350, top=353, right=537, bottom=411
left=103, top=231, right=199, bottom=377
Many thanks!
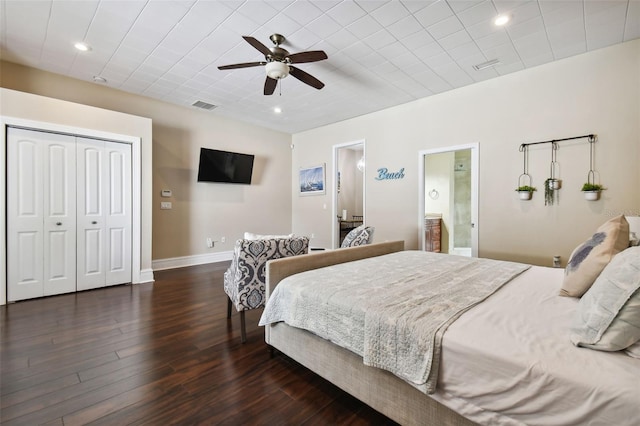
left=56, top=222, right=62, bottom=226
left=92, top=221, right=98, bottom=225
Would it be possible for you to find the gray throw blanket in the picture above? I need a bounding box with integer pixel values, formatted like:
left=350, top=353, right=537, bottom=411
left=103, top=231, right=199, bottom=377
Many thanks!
left=260, top=251, right=530, bottom=393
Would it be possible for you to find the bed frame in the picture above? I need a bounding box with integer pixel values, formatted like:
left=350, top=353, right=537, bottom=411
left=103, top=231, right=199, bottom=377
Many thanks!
left=265, top=241, right=478, bottom=426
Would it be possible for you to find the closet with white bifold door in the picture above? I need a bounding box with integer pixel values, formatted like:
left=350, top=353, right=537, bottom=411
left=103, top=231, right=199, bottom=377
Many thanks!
left=7, top=127, right=132, bottom=302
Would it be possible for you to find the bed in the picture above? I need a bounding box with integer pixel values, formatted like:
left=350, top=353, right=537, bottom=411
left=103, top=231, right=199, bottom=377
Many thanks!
left=260, top=239, right=640, bottom=426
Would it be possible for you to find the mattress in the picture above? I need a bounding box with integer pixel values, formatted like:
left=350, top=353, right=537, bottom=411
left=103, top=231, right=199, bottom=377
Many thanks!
left=260, top=251, right=530, bottom=393
left=431, top=265, right=640, bottom=425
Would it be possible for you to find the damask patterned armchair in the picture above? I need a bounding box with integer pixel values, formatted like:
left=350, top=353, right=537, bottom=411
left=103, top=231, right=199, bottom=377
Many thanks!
left=224, top=236, right=309, bottom=342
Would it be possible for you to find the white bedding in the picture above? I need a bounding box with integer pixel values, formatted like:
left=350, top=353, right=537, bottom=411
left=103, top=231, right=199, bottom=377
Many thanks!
left=432, top=265, right=640, bottom=426
left=260, top=251, right=529, bottom=393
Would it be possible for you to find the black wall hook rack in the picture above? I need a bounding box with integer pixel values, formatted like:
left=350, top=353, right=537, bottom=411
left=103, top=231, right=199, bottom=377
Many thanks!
left=519, top=134, right=595, bottom=151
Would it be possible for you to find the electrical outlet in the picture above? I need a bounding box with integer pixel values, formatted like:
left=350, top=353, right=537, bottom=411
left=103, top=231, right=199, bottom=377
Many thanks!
left=206, top=237, right=213, bottom=248
left=160, top=201, right=172, bottom=209
left=221, top=237, right=226, bottom=243
left=311, top=233, right=315, bottom=238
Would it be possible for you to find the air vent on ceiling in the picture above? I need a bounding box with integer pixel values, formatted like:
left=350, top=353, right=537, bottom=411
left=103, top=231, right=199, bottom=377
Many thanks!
left=473, top=59, right=500, bottom=71
left=192, top=100, right=217, bottom=110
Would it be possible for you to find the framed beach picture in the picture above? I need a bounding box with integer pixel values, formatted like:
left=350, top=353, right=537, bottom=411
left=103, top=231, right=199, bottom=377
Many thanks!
left=299, top=164, right=325, bottom=196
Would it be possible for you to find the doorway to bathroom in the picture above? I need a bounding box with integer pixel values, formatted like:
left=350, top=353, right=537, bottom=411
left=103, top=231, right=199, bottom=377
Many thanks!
left=418, top=143, right=478, bottom=256
left=332, top=140, right=365, bottom=249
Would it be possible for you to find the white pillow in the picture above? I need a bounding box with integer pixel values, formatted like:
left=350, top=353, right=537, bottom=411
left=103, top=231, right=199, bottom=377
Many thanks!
left=244, top=232, right=293, bottom=240
left=570, top=246, right=640, bottom=351
left=561, top=215, right=630, bottom=297
left=624, top=341, right=640, bottom=359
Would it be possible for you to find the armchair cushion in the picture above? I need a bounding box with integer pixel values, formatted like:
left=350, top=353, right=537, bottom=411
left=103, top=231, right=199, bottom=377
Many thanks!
left=341, top=225, right=374, bottom=248
left=224, top=236, right=309, bottom=312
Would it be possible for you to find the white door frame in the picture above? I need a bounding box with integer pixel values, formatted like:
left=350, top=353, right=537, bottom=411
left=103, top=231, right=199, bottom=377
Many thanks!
left=418, top=143, right=479, bottom=256
left=1, top=117, right=142, bottom=305
left=332, top=139, right=365, bottom=249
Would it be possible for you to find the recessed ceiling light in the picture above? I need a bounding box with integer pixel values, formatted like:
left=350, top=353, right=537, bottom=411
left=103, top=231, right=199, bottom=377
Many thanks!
left=494, top=15, right=510, bottom=26
left=92, top=76, right=107, bottom=84
left=74, top=42, right=91, bottom=52
left=274, top=107, right=282, bottom=114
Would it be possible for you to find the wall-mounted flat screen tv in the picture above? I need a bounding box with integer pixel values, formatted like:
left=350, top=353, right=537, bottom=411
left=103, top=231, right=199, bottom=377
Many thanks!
left=197, top=148, right=255, bottom=184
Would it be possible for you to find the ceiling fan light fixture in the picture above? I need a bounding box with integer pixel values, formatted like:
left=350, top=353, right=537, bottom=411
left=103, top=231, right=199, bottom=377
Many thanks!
left=265, top=61, right=290, bottom=79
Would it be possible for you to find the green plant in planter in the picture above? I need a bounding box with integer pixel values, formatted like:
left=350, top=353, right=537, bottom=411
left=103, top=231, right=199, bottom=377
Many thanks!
left=581, top=183, right=605, bottom=192
left=544, top=178, right=557, bottom=206
left=515, top=185, right=537, bottom=192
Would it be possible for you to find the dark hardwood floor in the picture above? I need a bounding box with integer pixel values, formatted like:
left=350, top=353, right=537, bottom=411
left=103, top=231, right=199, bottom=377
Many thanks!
left=1, top=262, right=397, bottom=425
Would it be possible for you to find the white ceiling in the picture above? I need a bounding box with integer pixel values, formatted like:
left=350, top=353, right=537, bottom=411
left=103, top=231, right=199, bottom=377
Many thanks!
left=1, top=0, right=639, bottom=134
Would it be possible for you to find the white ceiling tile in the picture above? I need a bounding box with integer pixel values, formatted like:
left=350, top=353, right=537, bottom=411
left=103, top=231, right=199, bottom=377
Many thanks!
left=447, top=0, right=484, bottom=14
left=585, top=1, right=628, bottom=49
left=521, top=51, right=554, bottom=68
left=438, top=29, right=473, bottom=50
left=506, top=0, right=543, bottom=26
left=423, top=51, right=455, bottom=68
left=539, top=1, right=583, bottom=27
left=456, top=0, right=498, bottom=27
left=465, top=17, right=501, bottom=39
left=428, top=15, right=465, bottom=39
left=494, top=60, right=524, bottom=75
left=325, top=28, right=361, bottom=51
left=306, top=14, right=343, bottom=39
left=282, top=1, right=324, bottom=26
left=481, top=42, right=520, bottom=64
left=355, top=1, right=389, bottom=14
left=414, top=41, right=446, bottom=61
left=261, top=11, right=302, bottom=38
left=347, top=14, right=384, bottom=40
left=475, top=30, right=511, bottom=50
left=624, top=0, right=640, bottom=41
left=362, top=29, right=397, bottom=50
left=414, top=1, right=455, bottom=28
left=236, top=1, right=279, bottom=25
left=370, top=1, right=411, bottom=26
left=387, top=15, right=424, bottom=40
left=326, top=1, right=367, bottom=27
left=400, top=1, right=433, bottom=14
left=547, top=21, right=586, bottom=51
left=313, top=1, right=343, bottom=12
left=507, top=16, right=546, bottom=40
left=448, top=41, right=482, bottom=61
left=512, top=31, right=552, bottom=59
left=400, top=30, right=436, bottom=50
left=378, top=41, right=412, bottom=60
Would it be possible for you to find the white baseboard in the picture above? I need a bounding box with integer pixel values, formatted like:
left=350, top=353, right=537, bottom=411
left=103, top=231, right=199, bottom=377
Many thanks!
left=136, top=268, right=155, bottom=283
left=152, top=251, right=233, bottom=271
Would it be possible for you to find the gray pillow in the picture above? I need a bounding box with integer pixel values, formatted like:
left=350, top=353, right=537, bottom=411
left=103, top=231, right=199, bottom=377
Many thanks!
left=570, top=246, right=640, bottom=351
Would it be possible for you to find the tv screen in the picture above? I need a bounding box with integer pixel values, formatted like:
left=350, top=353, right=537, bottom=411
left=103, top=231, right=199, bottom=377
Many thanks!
left=197, top=148, right=255, bottom=184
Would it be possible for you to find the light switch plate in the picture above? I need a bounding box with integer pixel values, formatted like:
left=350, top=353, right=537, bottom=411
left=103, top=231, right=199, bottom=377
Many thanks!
left=161, top=189, right=172, bottom=197
left=160, top=202, right=172, bottom=210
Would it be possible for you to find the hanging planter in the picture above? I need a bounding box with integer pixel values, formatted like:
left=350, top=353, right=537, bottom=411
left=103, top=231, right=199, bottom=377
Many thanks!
left=582, top=136, right=605, bottom=201
left=545, top=142, right=561, bottom=206
left=516, top=185, right=536, bottom=200
left=516, top=145, right=535, bottom=201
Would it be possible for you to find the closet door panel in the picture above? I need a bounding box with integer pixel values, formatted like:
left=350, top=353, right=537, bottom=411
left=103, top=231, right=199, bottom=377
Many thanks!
left=105, top=141, right=132, bottom=285
left=43, top=141, right=77, bottom=296
left=8, top=128, right=76, bottom=301
left=77, top=139, right=106, bottom=291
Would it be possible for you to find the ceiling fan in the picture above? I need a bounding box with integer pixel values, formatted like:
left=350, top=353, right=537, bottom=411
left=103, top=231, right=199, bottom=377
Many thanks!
left=218, top=34, right=328, bottom=95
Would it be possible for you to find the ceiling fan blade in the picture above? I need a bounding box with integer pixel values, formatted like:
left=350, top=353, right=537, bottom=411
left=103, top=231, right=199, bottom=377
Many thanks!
left=287, top=50, right=328, bottom=64
left=243, top=36, right=272, bottom=57
left=264, top=77, right=277, bottom=95
left=218, top=61, right=265, bottom=70
left=289, top=66, right=324, bottom=90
